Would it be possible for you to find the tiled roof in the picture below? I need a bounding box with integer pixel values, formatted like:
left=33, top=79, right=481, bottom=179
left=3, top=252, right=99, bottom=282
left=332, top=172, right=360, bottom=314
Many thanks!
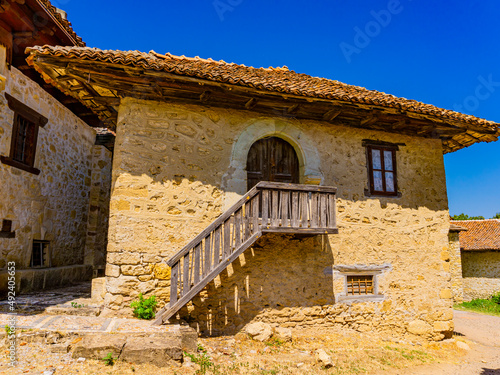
left=37, top=0, right=85, bottom=46
left=25, top=46, right=499, bottom=133
left=451, top=219, right=500, bottom=250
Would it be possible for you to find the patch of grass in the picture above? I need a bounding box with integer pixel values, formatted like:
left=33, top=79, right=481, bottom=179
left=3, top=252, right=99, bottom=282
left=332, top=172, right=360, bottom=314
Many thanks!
left=4, top=325, right=14, bottom=336
left=454, top=294, right=500, bottom=317
left=184, top=344, right=215, bottom=375
left=265, top=337, right=284, bottom=347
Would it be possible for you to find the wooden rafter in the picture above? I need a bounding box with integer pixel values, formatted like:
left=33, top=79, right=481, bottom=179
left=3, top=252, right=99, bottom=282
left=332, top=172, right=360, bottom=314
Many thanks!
left=245, top=97, right=257, bottom=110
left=322, top=108, right=341, bottom=122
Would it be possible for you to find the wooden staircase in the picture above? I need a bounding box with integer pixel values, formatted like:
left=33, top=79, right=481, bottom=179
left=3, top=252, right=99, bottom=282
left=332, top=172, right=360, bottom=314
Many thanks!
left=152, top=181, right=338, bottom=325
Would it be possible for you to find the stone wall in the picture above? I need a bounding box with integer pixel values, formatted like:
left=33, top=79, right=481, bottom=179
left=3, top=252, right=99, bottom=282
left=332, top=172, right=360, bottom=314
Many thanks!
left=104, top=98, right=453, bottom=340
left=0, top=65, right=111, bottom=293
left=448, top=231, right=464, bottom=302
left=84, top=145, right=112, bottom=274
left=462, top=250, right=500, bottom=300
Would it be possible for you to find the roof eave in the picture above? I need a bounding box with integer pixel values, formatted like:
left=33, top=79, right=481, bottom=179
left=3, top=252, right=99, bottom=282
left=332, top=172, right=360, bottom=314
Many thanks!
left=24, top=48, right=500, bottom=152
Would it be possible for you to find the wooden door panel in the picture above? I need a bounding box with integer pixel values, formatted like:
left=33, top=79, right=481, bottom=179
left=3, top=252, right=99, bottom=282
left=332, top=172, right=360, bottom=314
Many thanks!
left=247, top=137, right=299, bottom=190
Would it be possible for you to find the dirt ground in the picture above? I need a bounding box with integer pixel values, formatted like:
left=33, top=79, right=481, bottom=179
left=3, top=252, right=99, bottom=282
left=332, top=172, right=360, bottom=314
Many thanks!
left=1, top=310, right=499, bottom=375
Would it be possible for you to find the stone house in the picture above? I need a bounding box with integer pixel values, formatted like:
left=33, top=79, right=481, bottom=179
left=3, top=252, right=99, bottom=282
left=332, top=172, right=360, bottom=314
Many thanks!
left=0, top=0, right=112, bottom=297
left=24, top=42, right=500, bottom=340
left=450, top=219, right=500, bottom=301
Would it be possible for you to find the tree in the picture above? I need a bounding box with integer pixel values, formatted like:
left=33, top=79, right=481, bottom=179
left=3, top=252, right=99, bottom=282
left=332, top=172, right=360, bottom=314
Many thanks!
left=451, top=213, right=485, bottom=220
left=492, top=213, right=500, bottom=219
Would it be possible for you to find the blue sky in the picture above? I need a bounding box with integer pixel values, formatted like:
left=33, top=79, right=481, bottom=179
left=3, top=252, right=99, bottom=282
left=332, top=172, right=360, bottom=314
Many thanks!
left=53, top=0, right=500, bottom=218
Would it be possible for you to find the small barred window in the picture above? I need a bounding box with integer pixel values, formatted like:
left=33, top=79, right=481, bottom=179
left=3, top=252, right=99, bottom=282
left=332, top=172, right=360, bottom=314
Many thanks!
left=346, top=275, right=374, bottom=295
left=31, top=240, right=50, bottom=268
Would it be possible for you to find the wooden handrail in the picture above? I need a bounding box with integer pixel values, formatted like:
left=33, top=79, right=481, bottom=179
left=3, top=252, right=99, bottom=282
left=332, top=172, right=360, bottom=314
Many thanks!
left=255, top=181, right=337, bottom=193
left=167, top=185, right=261, bottom=267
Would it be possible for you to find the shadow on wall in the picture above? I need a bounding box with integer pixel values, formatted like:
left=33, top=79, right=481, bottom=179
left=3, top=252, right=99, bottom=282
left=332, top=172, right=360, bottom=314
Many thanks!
left=176, top=233, right=335, bottom=336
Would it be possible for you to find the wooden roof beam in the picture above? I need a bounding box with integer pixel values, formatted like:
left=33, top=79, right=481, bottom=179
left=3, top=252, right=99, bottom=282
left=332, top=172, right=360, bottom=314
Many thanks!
left=4, top=1, right=35, bottom=31
left=89, top=96, right=121, bottom=106
left=245, top=97, right=257, bottom=110
left=392, top=118, right=407, bottom=129
left=200, top=90, right=211, bottom=103
left=61, top=97, right=79, bottom=104
left=322, top=108, right=341, bottom=122
left=286, top=103, right=300, bottom=114
left=12, top=30, right=33, bottom=38
left=360, top=114, right=378, bottom=126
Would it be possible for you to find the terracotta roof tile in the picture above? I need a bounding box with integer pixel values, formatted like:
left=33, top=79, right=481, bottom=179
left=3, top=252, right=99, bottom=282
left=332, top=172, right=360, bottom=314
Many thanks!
left=37, top=0, right=85, bottom=46
left=450, top=219, right=500, bottom=250
left=25, top=46, right=500, bottom=134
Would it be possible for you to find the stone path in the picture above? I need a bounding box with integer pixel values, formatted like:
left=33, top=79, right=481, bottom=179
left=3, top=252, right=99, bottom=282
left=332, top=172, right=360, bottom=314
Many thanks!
left=0, top=282, right=189, bottom=335
left=0, top=283, right=93, bottom=314
left=0, top=312, right=183, bottom=334
left=0, top=282, right=198, bottom=371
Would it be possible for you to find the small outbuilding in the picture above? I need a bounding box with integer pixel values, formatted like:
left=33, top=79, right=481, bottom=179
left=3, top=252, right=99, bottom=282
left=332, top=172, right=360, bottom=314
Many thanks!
left=450, top=219, right=500, bottom=301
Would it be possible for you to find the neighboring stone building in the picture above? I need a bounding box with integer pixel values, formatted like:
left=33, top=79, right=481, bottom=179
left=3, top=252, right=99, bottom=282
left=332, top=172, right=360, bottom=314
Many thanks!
left=25, top=46, right=500, bottom=341
left=0, top=0, right=112, bottom=296
left=450, top=219, right=500, bottom=301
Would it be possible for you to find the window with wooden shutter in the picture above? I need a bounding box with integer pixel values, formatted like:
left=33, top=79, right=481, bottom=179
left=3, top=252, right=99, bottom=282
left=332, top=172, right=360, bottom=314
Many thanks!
left=1, top=93, right=47, bottom=175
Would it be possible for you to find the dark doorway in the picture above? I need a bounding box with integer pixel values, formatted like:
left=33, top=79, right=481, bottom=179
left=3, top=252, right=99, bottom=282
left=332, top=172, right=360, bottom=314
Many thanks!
left=246, top=137, right=299, bottom=190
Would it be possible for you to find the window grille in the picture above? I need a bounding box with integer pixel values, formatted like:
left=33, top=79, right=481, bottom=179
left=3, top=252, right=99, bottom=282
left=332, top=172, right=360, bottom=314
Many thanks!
left=346, top=275, right=374, bottom=295
left=31, top=240, right=49, bottom=267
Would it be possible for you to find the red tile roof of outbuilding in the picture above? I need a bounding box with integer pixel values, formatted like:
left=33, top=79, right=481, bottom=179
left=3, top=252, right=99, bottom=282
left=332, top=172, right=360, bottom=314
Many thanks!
left=451, top=219, right=500, bottom=250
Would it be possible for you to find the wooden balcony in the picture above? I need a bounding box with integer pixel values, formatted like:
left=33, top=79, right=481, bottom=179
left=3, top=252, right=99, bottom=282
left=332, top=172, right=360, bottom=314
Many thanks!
left=152, top=181, right=337, bottom=324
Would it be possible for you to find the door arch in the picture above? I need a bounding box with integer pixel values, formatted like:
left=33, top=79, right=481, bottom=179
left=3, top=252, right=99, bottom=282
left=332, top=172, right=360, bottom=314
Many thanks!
left=246, top=136, right=299, bottom=190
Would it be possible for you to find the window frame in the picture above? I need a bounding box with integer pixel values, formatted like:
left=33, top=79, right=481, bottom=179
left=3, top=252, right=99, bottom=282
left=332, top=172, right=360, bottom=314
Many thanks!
left=334, top=264, right=391, bottom=303
left=363, top=140, right=401, bottom=197
left=1, top=93, right=47, bottom=175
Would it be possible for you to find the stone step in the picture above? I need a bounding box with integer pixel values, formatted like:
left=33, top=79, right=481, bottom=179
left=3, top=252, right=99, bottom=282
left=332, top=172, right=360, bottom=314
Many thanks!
left=1, top=324, right=197, bottom=367
left=1, top=311, right=198, bottom=367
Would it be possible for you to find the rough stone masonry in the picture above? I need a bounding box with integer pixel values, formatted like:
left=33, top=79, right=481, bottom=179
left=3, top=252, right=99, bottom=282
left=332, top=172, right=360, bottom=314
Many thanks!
left=103, top=97, right=453, bottom=341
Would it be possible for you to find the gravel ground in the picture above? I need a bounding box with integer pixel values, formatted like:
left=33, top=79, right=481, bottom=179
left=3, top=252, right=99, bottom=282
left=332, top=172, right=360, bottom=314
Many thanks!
left=376, top=310, right=500, bottom=375
left=1, top=310, right=498, bottom=374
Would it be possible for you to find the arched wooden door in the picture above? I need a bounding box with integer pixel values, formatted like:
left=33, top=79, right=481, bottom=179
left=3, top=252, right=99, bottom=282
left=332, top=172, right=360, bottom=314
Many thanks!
left=247, top=137, right=299, bottom=190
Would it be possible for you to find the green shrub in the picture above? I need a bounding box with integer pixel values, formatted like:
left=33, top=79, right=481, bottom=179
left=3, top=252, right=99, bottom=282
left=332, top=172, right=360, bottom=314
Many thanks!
left=130, top=293, right=157, bottom=320
left=491, top=292, right=500, bottom=305
left=102, top=352, right=116, bottom=366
